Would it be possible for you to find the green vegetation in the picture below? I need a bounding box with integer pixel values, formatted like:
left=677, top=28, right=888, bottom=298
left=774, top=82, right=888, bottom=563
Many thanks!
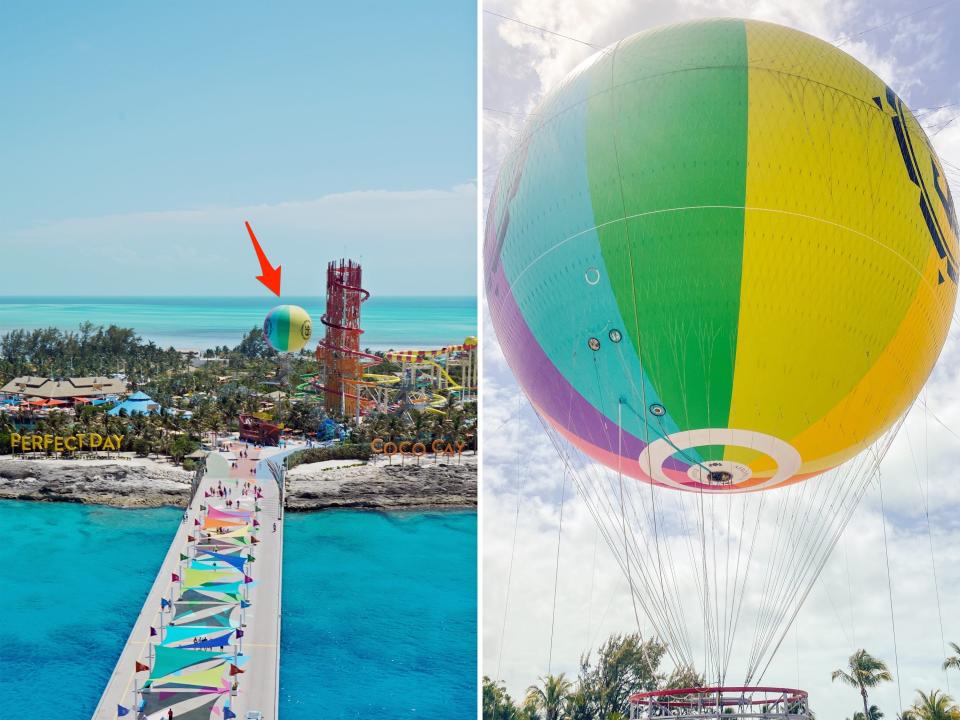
left=832, top=647, right=960, bottom=720
left=482, top=633, right=703, bottom=720
left=490, top=642, right=960, bottom=720
left=833, top=649, right=894, bottom=720
left=943, top=643, right=960, bottom=672
left=0, top=322, right=186, bottom=380
left=0, top=324, right=477, bottom=463
left=349, top=405, right=476, bottom=450
left=902, top=690, right=960, bottom=720
left=284, top=444, right=372, bottom=468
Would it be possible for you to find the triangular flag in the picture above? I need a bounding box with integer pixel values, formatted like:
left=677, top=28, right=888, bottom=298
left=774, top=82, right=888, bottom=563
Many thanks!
left=161, top=598, right=170, bottom=609
left=240, top=600, right=251, bottom=609
left=243, top=575, right=253, bottom=584
left=253, top=519, right=260, bottom=527
left=171, top=572, right=181, bottom=582
left=180, top=553, right=189, bottom=561
left=250, top=537, right=259, bottom=545
left=187, top=535, right=196, bottom=542
left=229, top=663, right=244, bottom=675
left=135, top=661, right=149, bottom=672
left=246, top=555, right=255, bottom=563
left=117, top=704, right=130, bottom=717
left=194, top=518, right=200, bottom=526
left=200, top=504, right=206, bottom=510
left=236, top=628, right=245, bottom=639
left=149, top=627, right=157, bottom=637
left=224, top=707, right=237, bottom=719
left=255, top=505, right=262, bottom=512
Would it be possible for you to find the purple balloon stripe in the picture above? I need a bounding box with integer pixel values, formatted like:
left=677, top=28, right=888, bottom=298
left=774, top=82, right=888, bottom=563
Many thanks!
left=487, top=260, right=653, bottom=460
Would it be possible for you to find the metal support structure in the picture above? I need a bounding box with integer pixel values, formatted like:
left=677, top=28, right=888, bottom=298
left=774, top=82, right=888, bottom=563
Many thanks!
left=189, top=456, right=206, bottom=502
left=315, top=259, right=378, bottom=418
left=629, top=686, right=811, bottom=720
left=266, top=459, right=285, bottom=521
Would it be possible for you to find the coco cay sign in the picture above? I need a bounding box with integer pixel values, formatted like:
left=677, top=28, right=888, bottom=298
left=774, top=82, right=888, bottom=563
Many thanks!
left=371, top=437, right=467, bottom=457
left=10, top=433, right=125, bottom=452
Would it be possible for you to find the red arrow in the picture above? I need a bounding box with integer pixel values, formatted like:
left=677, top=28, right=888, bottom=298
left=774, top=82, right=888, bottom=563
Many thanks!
left=245, top=221, right=282, bottom=296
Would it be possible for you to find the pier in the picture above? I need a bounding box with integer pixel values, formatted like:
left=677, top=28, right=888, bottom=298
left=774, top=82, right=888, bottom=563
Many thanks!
left=93, top=443, right=285, bottom=720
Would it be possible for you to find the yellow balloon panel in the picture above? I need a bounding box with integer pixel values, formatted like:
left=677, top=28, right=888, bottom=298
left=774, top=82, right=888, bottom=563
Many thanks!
left=725, top=21, right=957, bottom=479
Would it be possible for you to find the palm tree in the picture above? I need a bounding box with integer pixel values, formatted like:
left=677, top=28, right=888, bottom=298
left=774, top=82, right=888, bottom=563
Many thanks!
left=943, top=643, right=960, bottom=672
left=832, top=649, right=893, bottom=720
left=525, top=673, right=571, bottom=720
left=902, top=690, right=960, bottom=720
left=850, top=706, right=884, bottom=720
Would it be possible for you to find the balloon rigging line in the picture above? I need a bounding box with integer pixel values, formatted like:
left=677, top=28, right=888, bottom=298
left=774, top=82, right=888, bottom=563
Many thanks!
left=906, top=412, right=950, bottom=692
left=537, top=408, right=691, bottom=669
left=919, top=397, right=960, bottom=444
left=483, top=106, right=539, bottom=117
left=833, top=0, right=955, bottom=48
left=612, top=341, right=703, bottom=653
left=844, top=539, right=857, bottom=647
left=495, top=393, right=525, bottom=683
left=615, top=46, right=695, bottom=665
left=585, top=525, right=599, bottom=652
left=877, top=468, right=905, bottom=716
left=757, top=447, right=880, bottom=672
left=547, top=466, right=568, bottom=676
left=754, top=417, right=905, bottom=685
left=754, top=421, right=892, bottom=682
left=482, top=9, right=601, bottom=49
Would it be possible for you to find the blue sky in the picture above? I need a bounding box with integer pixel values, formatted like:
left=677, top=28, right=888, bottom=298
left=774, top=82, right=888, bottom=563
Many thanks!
left=0, top=1, right=477, bottom=295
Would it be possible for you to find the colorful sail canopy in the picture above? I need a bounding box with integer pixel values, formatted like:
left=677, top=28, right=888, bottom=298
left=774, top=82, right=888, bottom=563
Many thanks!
left=150, top=646, right=227, bottom=680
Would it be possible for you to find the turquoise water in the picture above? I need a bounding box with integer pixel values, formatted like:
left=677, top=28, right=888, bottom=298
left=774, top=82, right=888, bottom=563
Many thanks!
left=0, top=296, right=477, bottom=351
left=280, top=510, right=477, bottom=719
left=0, top=501, right=181, bottom=718
left=0, top=502, right=477, bottom=719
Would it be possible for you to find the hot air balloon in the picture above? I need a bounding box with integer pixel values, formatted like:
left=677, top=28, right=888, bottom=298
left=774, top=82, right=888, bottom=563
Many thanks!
left=263, top=304, right=312, bottom=353
left=485, top=17, right=956, bottom=705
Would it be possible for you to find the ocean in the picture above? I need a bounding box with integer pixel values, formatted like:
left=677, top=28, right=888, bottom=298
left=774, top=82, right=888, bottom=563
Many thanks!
left=0, top=502, right=477, bottom=719
left=0, top=296, right=477, bottom=352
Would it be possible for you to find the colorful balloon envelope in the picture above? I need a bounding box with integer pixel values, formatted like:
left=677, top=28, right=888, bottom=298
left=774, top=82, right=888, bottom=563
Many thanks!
left=263, top=304, right=312, bottom=353
left=485, top=19, right=958, bottom=493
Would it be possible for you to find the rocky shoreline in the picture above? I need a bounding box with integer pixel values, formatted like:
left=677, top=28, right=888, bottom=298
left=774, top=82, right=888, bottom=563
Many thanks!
left=0, top=456, right=477, bottom=511
left=285, top=456, right=476, bottom=511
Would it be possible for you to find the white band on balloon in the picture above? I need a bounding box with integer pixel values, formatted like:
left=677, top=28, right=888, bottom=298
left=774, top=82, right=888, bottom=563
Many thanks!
left=637, top=428, right=802, bottom=492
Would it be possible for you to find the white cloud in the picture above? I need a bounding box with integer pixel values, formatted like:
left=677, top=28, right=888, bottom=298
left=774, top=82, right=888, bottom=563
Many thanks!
left=0, top=183, right=477, bottom=297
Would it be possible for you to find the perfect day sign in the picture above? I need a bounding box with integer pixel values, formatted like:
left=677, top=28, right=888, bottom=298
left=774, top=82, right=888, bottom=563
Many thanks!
left=10, top=433, right=125, bottom=452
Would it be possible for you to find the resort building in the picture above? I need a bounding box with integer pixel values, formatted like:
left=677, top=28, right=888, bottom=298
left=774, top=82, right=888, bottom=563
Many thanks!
left=0, top=375, right=127, bottom=402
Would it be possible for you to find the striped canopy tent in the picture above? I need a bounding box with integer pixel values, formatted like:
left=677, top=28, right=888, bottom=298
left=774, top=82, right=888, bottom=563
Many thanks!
left=207, top=506, right=253, bottom=522
left=181, top=567, right=236, bottom=589
left=163, top=626, right=238, bottom=647
left=195, top=549, right=247, bottom=572
left=202, top=517, right=246, bottom=531
left=149, top=646, right=228, bottom=681
left=139, top=690, right=226, bottom=719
